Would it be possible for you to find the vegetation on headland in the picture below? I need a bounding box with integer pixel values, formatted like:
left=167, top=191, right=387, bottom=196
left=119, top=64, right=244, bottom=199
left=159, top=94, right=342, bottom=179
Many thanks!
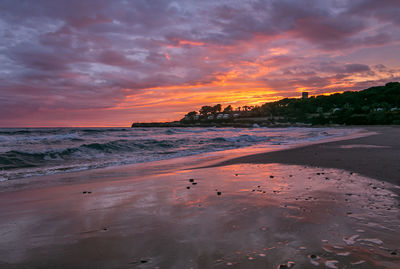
left=132, top=82, right=400, bottom=127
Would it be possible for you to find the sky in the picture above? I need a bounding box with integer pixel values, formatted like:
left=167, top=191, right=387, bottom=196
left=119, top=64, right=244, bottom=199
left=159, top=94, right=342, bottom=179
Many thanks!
left=1, top=0, right=400, bottom=127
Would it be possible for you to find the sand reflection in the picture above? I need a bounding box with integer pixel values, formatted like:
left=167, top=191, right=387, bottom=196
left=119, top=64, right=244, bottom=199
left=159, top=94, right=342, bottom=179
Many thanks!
left=0, top=163, right=399, bottom=268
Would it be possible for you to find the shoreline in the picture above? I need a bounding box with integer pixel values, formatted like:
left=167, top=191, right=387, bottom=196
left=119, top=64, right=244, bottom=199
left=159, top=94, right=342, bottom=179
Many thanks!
left=0, top=126, right=369, bottom=193
left=210, top=126, right=400, bottom=186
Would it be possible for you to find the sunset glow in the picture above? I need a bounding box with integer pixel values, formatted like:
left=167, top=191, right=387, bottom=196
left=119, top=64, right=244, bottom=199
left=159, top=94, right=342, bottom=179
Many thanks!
left=1, top=0, right=399, bottom=127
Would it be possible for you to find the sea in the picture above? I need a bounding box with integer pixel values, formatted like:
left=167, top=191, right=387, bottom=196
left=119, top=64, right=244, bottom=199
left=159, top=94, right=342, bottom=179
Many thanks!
left=0, top=127, right=358, bottom=181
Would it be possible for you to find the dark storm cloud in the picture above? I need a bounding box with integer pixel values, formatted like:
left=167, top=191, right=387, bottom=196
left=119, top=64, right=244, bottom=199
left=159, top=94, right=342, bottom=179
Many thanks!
left=347, top=0, right=400, bottom=25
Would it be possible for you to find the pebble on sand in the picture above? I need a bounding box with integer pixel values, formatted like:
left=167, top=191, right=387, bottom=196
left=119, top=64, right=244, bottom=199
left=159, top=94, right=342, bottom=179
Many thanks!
left=277, top=261, right=295, bottom=268
left=325, top=260, right=339, bottom=269
left=309, top=254, right=319, bottom=260
left=217, top=191, right=221, bottom=196
left=186, top=186, right=190, bottom=189
left=189, top=178, right=194, bottom=182
left=351, top=260, right=365, bottom=265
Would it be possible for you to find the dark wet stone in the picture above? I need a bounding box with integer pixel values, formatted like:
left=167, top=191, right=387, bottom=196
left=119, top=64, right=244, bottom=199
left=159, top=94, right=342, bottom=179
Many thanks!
left=140, top=259, right=148, bottom=263
left=277, top=261, right=295, bottom=269
left=235, top=174, right=238, bottom=176
left=192, top=182, right=197, bottom=185
left=189, top=178, right=194, bottom=182
left=263, top=191, right=266, bottom=193
left=186, top=186, right=190, bottom=189
left=270, top=175, right=274, bottom=178
left=372, top=186, right=377, bottom=189
left=325, top=177, right=329, bottom=180
left=217, top=191, right=221, bottom=195
left=310, top=254, right=317, bottom=260
left=252, top=189, right=255, bottom=192
left=347, top=212, right=352, bottom=215
left=103, top=228, right=108, bottom=231
left=289, top=175, right=293, bottom=177
left=258, top=185, right=260, bottom=188
left=316, top=173, right=320, bottom=175
left=88, top=191, right=92, bottom=194
left=391, top=251, right=397, bottom=255
left=82, top=191, right=87, bottom=194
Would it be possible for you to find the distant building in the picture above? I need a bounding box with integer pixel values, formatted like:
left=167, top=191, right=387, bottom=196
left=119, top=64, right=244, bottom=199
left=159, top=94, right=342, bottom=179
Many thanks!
left=302, top=92, right=309, bottom=99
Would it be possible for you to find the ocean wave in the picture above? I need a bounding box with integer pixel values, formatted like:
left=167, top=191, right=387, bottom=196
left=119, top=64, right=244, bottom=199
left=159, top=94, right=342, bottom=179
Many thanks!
left=214, top=134, right=270, bottom=143
left=0, top=127, right=358, bottom=180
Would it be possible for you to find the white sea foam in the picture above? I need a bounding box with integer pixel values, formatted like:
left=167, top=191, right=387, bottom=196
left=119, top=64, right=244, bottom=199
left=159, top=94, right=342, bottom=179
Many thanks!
left=0, top=127, right=361, bottom=180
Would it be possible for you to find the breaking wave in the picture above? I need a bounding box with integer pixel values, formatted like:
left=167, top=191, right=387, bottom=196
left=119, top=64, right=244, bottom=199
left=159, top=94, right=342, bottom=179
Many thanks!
left=0, top=127, right=357, bottom=180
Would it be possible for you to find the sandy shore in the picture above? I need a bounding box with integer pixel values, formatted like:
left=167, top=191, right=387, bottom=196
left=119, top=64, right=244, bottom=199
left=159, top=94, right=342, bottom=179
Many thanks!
left=0, top=126, right=399, bottom=268
left=213, top=126, right=400, bottom=186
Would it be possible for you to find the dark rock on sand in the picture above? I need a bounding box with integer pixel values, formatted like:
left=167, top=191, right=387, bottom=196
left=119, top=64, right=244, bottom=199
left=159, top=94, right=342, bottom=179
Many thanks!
left=277, top=261, right=295, bottom=268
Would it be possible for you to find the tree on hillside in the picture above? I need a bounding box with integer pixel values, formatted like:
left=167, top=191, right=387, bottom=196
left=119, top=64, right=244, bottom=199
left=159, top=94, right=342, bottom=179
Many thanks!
left=212, top=104, right=222, bottom=114
left=223, top=105, right=233, bottom=113
left=199, top=106, right=213, bottom=116
left=187, top=111, right=197, bottom=117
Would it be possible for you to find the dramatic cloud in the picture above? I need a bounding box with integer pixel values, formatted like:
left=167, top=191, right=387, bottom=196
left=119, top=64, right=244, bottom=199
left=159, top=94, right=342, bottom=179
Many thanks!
left=0, top=0, right=399, bottom=126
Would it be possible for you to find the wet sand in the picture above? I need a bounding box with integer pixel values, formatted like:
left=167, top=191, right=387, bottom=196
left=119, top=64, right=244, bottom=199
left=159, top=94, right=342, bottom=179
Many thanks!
left=213, top=126, right=400, bottom=186
left=0, top=127, right=399, bottom=268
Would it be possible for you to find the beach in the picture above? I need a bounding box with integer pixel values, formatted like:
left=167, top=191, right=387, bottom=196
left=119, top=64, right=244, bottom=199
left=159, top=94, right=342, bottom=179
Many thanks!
left=213, top=126, right=400, bottom=186
left=0, top=127, right=399, bottom=268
